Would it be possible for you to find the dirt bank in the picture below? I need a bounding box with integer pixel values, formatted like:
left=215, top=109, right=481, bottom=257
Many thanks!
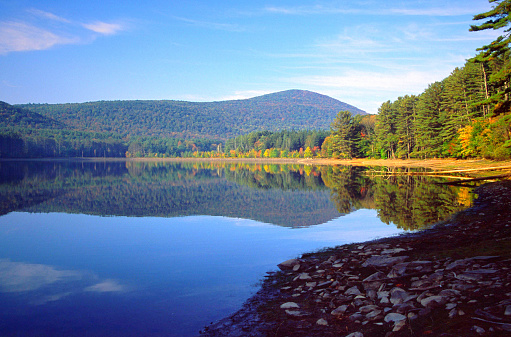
left=200, top=180, right=511, bottom=337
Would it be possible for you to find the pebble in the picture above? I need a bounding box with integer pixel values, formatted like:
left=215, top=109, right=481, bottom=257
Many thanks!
left=316, top=318, right=328, bottom=326
left=345, top=332, right=363, bottom=337
left=384, top=312, right=406, bottom=323
left=267, top=217, right=510, bottom=337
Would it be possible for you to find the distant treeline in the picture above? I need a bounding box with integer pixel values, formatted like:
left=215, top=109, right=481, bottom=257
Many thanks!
left=0, top=127, right=219, bottom=158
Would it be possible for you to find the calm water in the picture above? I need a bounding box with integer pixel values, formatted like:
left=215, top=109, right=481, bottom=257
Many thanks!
left=0, top=160, right=473, bottom=336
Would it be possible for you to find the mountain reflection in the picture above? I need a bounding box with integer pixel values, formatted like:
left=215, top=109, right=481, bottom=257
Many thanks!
left=0, top=160, right=474, bottom=230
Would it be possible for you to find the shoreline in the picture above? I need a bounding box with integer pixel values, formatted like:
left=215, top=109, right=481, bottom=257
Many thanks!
left=200, top=180, right=511, bottom=336
left=2, top=157, right=511, bottom=176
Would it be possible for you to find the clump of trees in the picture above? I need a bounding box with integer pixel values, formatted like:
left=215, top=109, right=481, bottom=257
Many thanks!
left=326, top=0, right=511, bottom=160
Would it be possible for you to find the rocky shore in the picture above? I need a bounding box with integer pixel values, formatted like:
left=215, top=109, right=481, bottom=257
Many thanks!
left=199, top=180, right=511, bottom=337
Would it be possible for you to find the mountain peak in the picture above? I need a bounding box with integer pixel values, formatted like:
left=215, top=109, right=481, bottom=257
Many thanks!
left=249, top=90, right=366, bottom=115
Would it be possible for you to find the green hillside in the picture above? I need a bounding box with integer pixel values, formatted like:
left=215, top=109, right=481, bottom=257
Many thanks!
left=0, top=101, right=65, bottom=130
left=16, top=90, right=365, bottom=139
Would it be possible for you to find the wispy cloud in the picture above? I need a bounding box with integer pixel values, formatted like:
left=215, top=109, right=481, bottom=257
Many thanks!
left=0, top=9, right=128, bottom=55
left=84, top=279, right=128, bottom=292
left=263, top=2, right=489, bottom=17
left=82, top=21, right=126, bottom=35
left=173, top=16, right=245, bottom=32
left=0, top=258, right=82, bottom=293
left=390, top=7, right=481, bottom=17
left=287, top=70, right=445, bottom=93
left=0, top=259, right=130, bottom=305
left=27, top=8, right=71, bottom=23
left=0, top=21, right=78, bottom=54
left=219, top=90, right=274, bottom=101
left=264, top=4, right=360, bottom=15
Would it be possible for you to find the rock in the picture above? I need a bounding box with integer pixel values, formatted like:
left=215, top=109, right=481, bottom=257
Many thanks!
left=448, top=308, right=458, bottom=319
left=428, top=272, right=444, bottom=282
left=366, top=309, right=382, bottom=320
left=345, top=332, right=364, bottom=337
left=366, top=289, right=377, bottom=300
left=439, top=289, right=461, bottom=298
left=362, top=255, right=408, bottom=268
left=349, top=313, right=364, bottom=322
left=359, top=305, right=379, bottom=313
left=278, top=258, right=300, bottom=270
left=390, top=287, right=412, bottom=305
left=471, top=326, right=485, bottom=335
left=394, top=303, right=416, bottom=314
left=445, top=303, right=457, bottom=310
left=420, top=296, right=447, bottom=308
left=384, top=312, right=406, bottom=323
left=387, top=263, right=409, bottom=278
left=445, top=258, right=472, bottom=270
left=306, top=282, right=317, bottom=288
left=457, top=273, right=483, bottom=281
left=393, top=320, right=406, bottom=332
left=381, top=248, right=406, bottom=254
left=316, top=318, right=328, bottom=326
left=331, top=305, right=349, bottom=316
left=363, top=271, right=385, bottom=282
left=466, top=268, right=498, bottom=274
left=505, top=305, right=511, bottom=316
left=297, top=273, right=312, bottom=281
left=317, top=280, right=333, bottom=288
left=285, top=310, right=303, bottom=317
left=345, top=286, right=362, bottom=296
left=292, top=264, right=301, bottom=271
left=280, top=302, right=300, bottom=309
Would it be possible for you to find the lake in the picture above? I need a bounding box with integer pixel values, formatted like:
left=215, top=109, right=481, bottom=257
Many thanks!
left=0, top=160, right=473, bottom=336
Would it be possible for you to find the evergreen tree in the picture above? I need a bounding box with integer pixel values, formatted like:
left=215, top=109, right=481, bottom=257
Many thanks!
left=414, top=82, right=443, bottom=158
left=330, top=111, right=357, bottom=158
left=470, top=0, right=511, bottom=114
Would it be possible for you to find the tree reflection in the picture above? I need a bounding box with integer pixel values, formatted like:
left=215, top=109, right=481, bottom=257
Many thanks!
left=0, top=160, right=474, bottom=229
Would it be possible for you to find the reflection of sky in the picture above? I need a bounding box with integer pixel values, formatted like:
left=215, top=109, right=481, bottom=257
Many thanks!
left=0, top=258, right=129, bottom=305
left=0, top=210, right=404, bottom=336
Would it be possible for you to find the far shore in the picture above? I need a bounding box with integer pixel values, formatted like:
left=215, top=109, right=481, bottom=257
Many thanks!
left=3, top=157, right=511, bottom=176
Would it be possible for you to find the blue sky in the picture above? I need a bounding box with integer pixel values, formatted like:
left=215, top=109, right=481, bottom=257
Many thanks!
left=0, top=0, right=500, bottom=114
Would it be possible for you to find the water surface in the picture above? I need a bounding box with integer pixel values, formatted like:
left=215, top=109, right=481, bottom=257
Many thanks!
left=0, top=160, right=473, bottom=336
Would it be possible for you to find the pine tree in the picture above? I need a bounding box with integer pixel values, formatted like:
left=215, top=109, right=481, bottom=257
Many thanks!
left=414, top=82, right=443, bottom=158
left=330, top=110, right=357, bottom=158
left=470, top=0, right=511, bottom=114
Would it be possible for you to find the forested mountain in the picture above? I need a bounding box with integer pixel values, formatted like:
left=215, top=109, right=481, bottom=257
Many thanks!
left=16, top=90, right=365, bottom=140
left=0, top=102, right=64, bottom=130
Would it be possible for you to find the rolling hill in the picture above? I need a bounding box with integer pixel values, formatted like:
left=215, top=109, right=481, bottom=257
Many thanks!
left=16, top=90, right=365, bottom=140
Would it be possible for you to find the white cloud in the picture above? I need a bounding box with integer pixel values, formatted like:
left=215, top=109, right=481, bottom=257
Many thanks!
left=27, top=8, right=71, bottom=23
left=262, top=2, right=488, bottom=17
left=0, top=259, right=130, bottom=305
left=0, top=21, right=78, bottom=54
left=82, top=21, right=126, bottom=35
left=172, top=16, right=245, bottom=32
left=0, top=8, right=128, bottom=55
left=264, top=5, right=360, bottom=15
left=218, top=90, right=275, bottom=101
left=84, top=279, right=127, bottom=292
left=283, top=68, right=453, bottom=114
left=0, top=258, right=81, bottom=292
